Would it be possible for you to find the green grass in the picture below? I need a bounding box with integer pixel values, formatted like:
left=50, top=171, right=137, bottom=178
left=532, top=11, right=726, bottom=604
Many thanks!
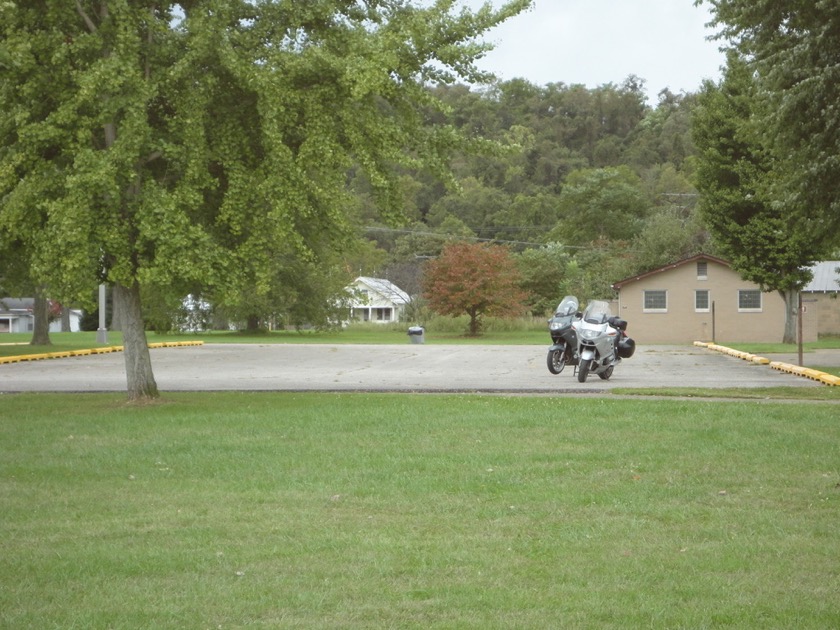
left=613, top=386, right=840, bottom=401
left=2, top=392, right=839, bottom=629
left=0, top=322, right=548, bottom=356
left=726, top=338, right=840, bottom=354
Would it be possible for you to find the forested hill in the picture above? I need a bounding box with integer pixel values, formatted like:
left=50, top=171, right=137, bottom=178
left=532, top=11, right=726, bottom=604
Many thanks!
left=351, top=77, right=713, bottom=309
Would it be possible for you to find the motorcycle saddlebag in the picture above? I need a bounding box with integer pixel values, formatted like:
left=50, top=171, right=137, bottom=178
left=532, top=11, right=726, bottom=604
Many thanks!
left=618, top=335, right=636, bottom=359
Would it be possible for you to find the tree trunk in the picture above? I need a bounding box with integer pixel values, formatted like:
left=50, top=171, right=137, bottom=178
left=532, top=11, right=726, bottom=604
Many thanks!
left=246, top=314, right=261, bottom=331
left=114, top=281, right=159, bottom=401
left=467, top=307, right=481, bottom=336
left=61, top=306, right=72, bottom=332
left=780, top=288, right=798, bottom=345
left=30, top=293, right=51, bottom=346
left=110, top=294, right=123, bottom=332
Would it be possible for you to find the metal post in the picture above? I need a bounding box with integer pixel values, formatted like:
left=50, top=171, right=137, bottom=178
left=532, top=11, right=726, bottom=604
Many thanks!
left=711, top=301, right=716, bottom=343
left=797, top=291, right=803, bottom=366
left=96, top=283, right=108, bottom=344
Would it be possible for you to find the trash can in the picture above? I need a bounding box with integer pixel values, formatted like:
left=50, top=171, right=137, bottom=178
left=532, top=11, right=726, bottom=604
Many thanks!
left=407, top=326, right=425, bottom=344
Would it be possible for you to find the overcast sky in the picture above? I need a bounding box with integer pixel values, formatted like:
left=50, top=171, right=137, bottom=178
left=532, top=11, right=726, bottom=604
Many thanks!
left=462, top=0, right=727, bottom=103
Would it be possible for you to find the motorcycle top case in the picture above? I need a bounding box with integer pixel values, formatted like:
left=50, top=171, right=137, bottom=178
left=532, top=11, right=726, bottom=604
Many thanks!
left=608, top=316, right=628, bottom=331
left=618, top=335, right=636, bottom=358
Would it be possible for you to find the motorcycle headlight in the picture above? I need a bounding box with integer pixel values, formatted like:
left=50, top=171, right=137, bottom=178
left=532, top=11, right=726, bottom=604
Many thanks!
left=581, top=329, right=598, bottom=339
left=549, top=322, right=562, bottom=331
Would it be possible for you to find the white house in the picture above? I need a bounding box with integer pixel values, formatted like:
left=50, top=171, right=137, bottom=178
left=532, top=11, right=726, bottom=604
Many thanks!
left=0, top=298, right=83, bottom=333
left=347, top=277, right=410, bottom=324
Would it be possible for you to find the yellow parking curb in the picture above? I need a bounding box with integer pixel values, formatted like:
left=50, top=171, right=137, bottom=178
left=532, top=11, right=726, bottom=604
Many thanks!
left=0, top=340, right=203, bottom=365
left=698, top=341, right=837, bottom=386
left=701, top=342, right=770, bottom=365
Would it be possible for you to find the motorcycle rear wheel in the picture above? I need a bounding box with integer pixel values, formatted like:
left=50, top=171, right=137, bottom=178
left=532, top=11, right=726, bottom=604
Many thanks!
left=577, top=358, right=591, bottom=383
left=547, top=348, right=566, bottom=374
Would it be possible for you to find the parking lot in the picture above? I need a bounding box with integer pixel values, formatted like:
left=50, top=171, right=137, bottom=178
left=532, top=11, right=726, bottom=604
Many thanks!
left=0, top=343, right=828, bottom=393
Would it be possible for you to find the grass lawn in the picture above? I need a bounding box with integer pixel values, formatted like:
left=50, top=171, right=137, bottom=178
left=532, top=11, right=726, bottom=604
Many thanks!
left=0, top=326, right=547, bottom=356
left=2, top=392, right=839, bottom=629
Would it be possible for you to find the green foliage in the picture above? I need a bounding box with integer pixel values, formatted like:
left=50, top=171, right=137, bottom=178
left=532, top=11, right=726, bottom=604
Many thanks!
left=360, top=79, right=716, bottom=312
left=692, top=53, right=820, bottom=293
left=0, top=0, right=533, bottom=393
left=516, top=243, right=571, bottom=316
left=631, top=205, right=711, bottom=274
left=704, top=0, right=840, bottom=248
left=550, top=166, right=649, bottom=245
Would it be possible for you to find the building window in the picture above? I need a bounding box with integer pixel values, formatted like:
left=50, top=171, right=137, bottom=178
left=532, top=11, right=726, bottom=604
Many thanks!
left=738, top=290, right=762, bottom=312
left=697, top=261, right=708, bottom=280
left=643, top=290, right=667, bottom=312
left=374, top=308, right=392, bottom=321
left=695, top=290, right=710, bottom=312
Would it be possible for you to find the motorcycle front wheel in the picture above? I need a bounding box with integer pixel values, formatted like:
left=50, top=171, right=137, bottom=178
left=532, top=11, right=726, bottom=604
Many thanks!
left=577, top=358, right=591, bottom=383
left=547, top=347, right=566, bottom=374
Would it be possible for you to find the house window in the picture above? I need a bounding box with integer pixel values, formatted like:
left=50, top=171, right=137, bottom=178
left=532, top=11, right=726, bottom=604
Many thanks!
left=374, top=308, right=392, bottom=321
left=697, top=261, right=708, bottom=280
left=738, top=290, right=762, bottom=312
left=695, top=290, right=710, bottom=312
left=643, top=290, right=667, bottom=312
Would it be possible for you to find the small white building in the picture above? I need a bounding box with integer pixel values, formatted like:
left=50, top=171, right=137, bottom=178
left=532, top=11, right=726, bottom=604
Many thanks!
left=0, top=298, right=83, bottom=333
left=347, top=277, right=410, bottom=324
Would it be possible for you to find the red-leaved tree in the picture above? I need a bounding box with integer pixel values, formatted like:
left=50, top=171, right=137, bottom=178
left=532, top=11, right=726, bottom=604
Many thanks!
left=423, top=241, right=527, bottom=336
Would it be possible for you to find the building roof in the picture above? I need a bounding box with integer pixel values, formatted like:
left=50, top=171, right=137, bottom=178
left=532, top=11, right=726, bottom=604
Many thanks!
left=0, top=297, right=34, bottom=313
left=353, top=277, right=411, bottom=305
left=804, top=261, right=840, bottom=292
left=611, top=254, right=730, bottom=289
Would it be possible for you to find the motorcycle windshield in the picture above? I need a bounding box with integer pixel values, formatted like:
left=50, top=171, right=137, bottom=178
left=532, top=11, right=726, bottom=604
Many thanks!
left=581, top=300, right=612, bottom=325
left=554, top=296, right=579, bottom=318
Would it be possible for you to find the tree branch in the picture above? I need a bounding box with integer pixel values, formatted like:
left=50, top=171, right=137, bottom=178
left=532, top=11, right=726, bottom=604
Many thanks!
left=75, top=0, right=98, bottom=33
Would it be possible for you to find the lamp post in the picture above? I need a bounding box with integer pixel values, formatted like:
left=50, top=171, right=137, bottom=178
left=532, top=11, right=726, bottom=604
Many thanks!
left=96, top=283, right=108, bottom=344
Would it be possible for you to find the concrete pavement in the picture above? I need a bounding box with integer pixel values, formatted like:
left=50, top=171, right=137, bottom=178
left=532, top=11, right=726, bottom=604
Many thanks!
left=0, top=343, right=827, bottom=393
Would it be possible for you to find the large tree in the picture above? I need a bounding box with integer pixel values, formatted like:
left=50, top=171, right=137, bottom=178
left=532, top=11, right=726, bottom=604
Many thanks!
left=692, top=52, right=820, bottom=343
left=0, top=0, right=529, bottom=400
left=423, top=240, right=526, bottom=336
left=549, top=166, right=648, bottom=245
left=701, top=0, right=840, bottom=249
left=516, top=243, right=570, bottom=317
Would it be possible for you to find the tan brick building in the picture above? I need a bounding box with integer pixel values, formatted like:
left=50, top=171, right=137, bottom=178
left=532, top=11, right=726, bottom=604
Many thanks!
left=803, top=261, right=840, bottom=337
left=611, top=254, right=815, bottom=344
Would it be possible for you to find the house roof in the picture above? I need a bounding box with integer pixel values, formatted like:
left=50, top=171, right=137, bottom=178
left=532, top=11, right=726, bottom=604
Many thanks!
left=354, top=277, right=411, bottom=305
left=611, top=254, right=731, bottom=289
left=0, top=297, right=34, bottom=311
left=804, top=261, right=840, bottom=292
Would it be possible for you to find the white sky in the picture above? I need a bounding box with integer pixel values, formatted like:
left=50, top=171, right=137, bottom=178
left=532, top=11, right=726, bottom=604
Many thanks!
left=462, top=0, right=726, bottom=103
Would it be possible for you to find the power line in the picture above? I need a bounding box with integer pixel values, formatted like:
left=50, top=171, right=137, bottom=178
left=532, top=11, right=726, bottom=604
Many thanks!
left=362, top=226, right=596, bottom=249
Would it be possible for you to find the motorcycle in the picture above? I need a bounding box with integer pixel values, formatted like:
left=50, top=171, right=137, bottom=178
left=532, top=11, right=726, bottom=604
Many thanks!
left=546, top=295, right=580, bottom=375
left=547, top=297, right=636, bottom=382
